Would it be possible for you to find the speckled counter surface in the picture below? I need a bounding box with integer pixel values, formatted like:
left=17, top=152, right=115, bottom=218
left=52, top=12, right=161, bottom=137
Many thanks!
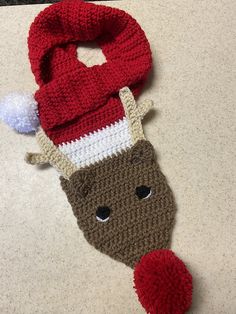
left=0, top=1, right=235, bottom=313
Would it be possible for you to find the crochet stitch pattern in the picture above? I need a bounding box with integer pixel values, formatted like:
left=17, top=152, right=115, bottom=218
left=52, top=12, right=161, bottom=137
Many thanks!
left=61, top=140, right=176, bottom=268
left=28, top=0, right=152, bottom=144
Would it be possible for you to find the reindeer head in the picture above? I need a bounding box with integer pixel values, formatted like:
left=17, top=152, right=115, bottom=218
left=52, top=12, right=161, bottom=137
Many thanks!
left=60, top=140, right=176, bottom=268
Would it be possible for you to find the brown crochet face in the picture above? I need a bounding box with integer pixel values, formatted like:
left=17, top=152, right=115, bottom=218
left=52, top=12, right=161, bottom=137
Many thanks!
left=60, top=140, right=176, bottom=268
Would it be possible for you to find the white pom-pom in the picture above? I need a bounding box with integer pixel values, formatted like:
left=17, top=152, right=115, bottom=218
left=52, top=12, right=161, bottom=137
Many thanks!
left=0, top=92, right=39, bottom=133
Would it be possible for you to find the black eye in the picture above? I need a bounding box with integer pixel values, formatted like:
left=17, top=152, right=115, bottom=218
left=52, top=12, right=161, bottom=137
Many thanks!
left=136, top=186, right=152, bottom=199
left=96, top=206, right=111, bottom=222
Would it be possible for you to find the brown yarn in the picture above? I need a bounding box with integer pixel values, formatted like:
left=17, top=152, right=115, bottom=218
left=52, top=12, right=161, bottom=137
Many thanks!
left=61, top=140, right=176, bottom=268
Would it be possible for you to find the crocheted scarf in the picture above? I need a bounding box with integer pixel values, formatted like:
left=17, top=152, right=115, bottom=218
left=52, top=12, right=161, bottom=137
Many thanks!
left=28, top=0, right=152, bottom=145
left=0, top=1, right=193, bottom=312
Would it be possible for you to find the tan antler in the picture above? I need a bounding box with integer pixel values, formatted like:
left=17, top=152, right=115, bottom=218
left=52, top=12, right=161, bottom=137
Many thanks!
left=25, top=128, right=78, bottom=179
left=119, top=87, right=153, bottom=144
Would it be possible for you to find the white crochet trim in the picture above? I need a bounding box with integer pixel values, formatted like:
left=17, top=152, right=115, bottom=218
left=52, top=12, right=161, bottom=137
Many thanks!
left=58, top=118, right=132, bottom=168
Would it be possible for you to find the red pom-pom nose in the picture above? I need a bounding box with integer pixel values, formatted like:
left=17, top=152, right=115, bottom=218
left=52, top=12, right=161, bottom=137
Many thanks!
left=134, top=249, right=192, bottom=314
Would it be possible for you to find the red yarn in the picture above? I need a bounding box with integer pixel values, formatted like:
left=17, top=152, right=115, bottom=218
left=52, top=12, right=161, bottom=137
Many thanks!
left=134, top=250, right=192, bottom=314
left=28, top=0, right=152, bottom=145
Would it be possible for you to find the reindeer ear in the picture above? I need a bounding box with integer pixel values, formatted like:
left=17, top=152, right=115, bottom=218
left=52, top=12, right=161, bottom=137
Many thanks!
left=66, top=169, right=95, bottom=198
left=130, top=140, right=156, bottom=165
left=60, top=176, right=71, bottom=193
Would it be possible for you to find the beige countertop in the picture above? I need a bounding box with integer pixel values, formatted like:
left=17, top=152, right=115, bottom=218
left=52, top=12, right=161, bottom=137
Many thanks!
left=0, top=1, right=235, bottom=313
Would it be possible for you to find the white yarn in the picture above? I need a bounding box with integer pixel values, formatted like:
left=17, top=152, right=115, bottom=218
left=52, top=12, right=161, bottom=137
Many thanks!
left=0, top=92, right=39, bottom=133
left=58, top=118, right=132, bottom=168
